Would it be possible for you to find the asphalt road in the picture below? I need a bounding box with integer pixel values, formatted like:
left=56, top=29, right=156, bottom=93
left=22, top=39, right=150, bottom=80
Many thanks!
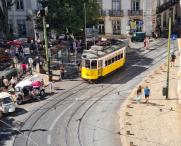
left=0, top=38, right=174, bottom=146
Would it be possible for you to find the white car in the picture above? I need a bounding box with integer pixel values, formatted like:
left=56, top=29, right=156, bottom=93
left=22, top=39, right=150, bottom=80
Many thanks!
left=0, top=92, right=16, bottom=113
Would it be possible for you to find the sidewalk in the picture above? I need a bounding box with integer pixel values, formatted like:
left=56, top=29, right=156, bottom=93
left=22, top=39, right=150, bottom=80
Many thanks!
left=119, top=52, right=181, bottom=145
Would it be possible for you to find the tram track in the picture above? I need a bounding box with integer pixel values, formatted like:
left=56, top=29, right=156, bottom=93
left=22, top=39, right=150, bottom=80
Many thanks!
left=12, top=82, right=91, bottom=146
left=12, top=38, right=171, bottom=146
left=65, top=39, right=172, bottom=146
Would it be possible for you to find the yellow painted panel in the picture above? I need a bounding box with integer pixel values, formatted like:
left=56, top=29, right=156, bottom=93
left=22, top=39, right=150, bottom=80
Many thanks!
left=102, top=58, right=125, bottom=76
left=81, top=67, right=98, bottom=80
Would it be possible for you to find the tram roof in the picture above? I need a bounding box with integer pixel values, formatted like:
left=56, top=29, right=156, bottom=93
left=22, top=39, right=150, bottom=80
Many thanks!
left=82, top=39, right=126, bottom=60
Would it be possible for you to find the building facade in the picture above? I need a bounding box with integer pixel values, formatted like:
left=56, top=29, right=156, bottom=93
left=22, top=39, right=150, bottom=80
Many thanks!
left=97, top=0, right=156, bottom=36
left=156, top=0, right=181, bottom=37
left=8, top=0, right=38, bottom=37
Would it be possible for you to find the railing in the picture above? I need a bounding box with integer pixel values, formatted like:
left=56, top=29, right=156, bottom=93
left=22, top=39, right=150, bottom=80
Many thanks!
left=128, top=10, right=143, bottom=16
left=109, top=10, right=124, bottom=17
left=156, top=0, right=179, bottom=14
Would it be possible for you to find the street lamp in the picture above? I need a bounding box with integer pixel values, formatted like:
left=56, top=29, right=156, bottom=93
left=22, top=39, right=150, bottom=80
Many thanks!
left=166, top=8, right=172, bottom=99
left=84, top=2, right=87, bottom=50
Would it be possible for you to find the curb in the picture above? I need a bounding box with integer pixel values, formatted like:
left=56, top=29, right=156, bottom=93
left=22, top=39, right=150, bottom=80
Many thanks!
left=119, top=51, right=180, bottom=146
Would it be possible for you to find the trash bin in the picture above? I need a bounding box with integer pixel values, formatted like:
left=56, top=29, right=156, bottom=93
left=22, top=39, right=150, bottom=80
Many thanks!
left=49, top=70, right=52, bottom=82
left=162, top=86, right=167, bottom=96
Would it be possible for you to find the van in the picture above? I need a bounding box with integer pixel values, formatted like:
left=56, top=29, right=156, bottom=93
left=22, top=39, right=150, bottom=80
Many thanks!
left=0, top=92, right=16, bottom=113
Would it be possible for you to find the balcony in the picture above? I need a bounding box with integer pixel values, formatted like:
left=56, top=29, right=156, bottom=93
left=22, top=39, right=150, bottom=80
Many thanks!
left=156, top=0, right=179, bottom=14
left=128, top=10, right=143, bottom=16
left=109, top=10, right=124, bottom=17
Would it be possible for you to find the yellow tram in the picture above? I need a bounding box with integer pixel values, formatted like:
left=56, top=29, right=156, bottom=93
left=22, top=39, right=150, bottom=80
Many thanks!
left=81, top=39, right=127, bottom=80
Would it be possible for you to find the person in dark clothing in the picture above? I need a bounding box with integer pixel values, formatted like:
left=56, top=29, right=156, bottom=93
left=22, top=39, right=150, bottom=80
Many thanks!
left=171, top=53, right=176, bottom=67
left=33, top=60, right=36, bottom=71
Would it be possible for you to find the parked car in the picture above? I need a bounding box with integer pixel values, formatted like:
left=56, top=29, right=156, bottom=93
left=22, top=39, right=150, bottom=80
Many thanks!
left=0, top=92, right=16, bottom=113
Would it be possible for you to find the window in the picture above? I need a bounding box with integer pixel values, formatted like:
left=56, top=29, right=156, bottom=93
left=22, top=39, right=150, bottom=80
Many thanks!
left=105, top=61, right=108, bottom=66
left=132, top=0, right=140, bottom=11
left=118, top=54, right=121, bottom=60
left=8, top=19, right=13, bottom=34
left=120, top=53, right=123, bottom=58
left=112, top=0, right=121, bottom=11
left=115, top=56, right=118, bottom=61
left=17, top=19, right=26, bottom=36
left=85, top=60, right=90, bottom=68
left=16, top=0, right=24, bottom=10
left=108, top=59, right=111, bottom=65
left=91, top=60, right=97, bottom=69
left=112, top=20, right=121, bottom=35
left=112, top=58, right=114, bottom=63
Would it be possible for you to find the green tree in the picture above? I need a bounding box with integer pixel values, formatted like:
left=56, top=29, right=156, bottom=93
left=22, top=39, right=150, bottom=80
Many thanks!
left=47, top=0, right=99, bottom=35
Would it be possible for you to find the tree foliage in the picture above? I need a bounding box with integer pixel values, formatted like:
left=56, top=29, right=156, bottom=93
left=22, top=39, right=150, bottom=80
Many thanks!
left=46, top=0, right=99, bottom=35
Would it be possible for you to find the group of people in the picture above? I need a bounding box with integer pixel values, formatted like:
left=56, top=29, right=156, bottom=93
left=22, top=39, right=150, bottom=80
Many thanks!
left=135, top=85, right=151, bottom=104
left=1, top=76, right=18, bottom=91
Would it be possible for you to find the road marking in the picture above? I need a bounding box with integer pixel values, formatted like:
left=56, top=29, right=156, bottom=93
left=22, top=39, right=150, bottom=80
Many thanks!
left=47, top=134, right=51, bottom=145
left=47, top=102, right=75, bottom=145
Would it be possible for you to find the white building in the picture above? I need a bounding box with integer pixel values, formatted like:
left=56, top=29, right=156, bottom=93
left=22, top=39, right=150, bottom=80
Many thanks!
left=155, top=0, right=181, bottom=37
left=8, top=0, right=38, bottom=37
left=97, top=0, right=156, bottom=36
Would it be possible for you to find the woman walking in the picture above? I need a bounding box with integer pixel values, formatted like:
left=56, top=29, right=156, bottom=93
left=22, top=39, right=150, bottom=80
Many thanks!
left=136, top=85, right=142, bottom=103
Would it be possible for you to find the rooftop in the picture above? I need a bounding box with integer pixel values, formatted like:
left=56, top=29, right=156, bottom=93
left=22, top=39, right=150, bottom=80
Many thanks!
left=82, top=39, right=126, bottom=59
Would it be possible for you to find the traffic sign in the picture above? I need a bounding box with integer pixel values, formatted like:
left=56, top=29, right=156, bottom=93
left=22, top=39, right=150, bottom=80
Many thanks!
left=171, top=34, right=177, bottom=40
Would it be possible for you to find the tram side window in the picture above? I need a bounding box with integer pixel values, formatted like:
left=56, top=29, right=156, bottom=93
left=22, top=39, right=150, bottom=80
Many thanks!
left=105, top=60, right=108, bottom=66
left=115, top=56, right=118, bottom=61
left=85, top=60, right=90, bottom=68
left=91, top=60, right=97, bottom=69
left=118, top=54, right=121, bottom=60
left=121, top=53, right=123, bottom=58
left=112, top=58, right=114, bottom=63
left=108, top=59, right=111, bottom=65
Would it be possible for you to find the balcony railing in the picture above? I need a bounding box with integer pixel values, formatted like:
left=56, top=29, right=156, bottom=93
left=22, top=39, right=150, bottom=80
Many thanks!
left=128, top=10, right=143, bottom=16
left=109, top=10, right=124, bottom=17
left=156, top=0, right=179, bottom=14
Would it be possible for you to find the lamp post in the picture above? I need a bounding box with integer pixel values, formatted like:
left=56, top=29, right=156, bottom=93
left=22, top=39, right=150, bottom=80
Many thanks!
left=166, top=8, right=172, bottom=99
left=84, top=2, right=87, bottom=50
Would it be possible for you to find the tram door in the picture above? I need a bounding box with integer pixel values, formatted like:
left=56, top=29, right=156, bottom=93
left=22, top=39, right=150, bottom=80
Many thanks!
left=98, top=60, right=103, bottom=76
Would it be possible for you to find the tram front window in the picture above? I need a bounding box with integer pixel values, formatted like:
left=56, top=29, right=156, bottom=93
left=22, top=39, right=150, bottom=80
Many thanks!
left=85, top=60, right=90, bottom=68
left=91, top=60, right=97, bottom=69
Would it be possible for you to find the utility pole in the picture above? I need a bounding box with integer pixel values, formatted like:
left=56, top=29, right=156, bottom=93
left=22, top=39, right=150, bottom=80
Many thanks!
left=84, top=2, right=87, bottom=50
left=166, top=8, right=172, bottom=99
left=38, top=0, right=52, bottom=81
left=42, top=16, right=51, bottom=80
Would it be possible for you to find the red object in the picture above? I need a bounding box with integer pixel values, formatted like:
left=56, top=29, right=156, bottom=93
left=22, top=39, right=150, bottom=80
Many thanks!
left=31, top=81, right=42, bottom=87
left=21, top=64, right=27, bottom=70
left=7, top=40, right=23, bottom=46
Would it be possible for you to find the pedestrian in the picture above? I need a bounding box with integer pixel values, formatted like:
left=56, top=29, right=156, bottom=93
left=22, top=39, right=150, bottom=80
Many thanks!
left=155, top=32, right=158, bottom=39
left=21, top=63, right=27, bottom=75
left=144, top=37, right=146, bottom=48
left=60, top=66, right=64, bottom=80
left=146, top=37, right=149, bottom=49
left=10, top=76, right=17, bottom=89
left=171, top=53, right=176, bottom=67
left=3, top=78, right=9, bottom=90
left=144, top=86, right=150, bottom=103
left=136, top=85, right=142, bottom=103
left=49, top=81, right=54, bottom=93
left=33, top=60, right=36, bottom=71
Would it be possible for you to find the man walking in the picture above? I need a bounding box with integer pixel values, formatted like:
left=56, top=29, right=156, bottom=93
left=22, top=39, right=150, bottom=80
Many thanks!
left=144, top=86, right=150, bottom=103
left=171, top=53, right=176, bottom=67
